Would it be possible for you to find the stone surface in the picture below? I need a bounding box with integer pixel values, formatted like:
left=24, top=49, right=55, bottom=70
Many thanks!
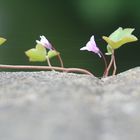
left=0, top=67, right=140, bottom=140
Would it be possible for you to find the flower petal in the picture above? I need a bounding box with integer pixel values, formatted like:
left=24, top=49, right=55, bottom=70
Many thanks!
left=36, top=35, right=53, bottom=50
left=80, top=35, right=101, bottom=57
left=80, top=46, right=88, bottom=51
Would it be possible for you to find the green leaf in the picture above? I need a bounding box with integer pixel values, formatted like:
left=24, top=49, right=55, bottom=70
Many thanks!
left=25, top=44, right=47, bottom=62
left=0, top=37, right=6, bottom=45
left=47, top=50, right=60, bottom=59
left=105, top=45, right=113, bottom=55
left=102, top=27, right=138, bottom=54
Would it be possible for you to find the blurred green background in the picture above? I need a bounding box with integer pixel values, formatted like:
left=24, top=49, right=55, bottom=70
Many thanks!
left=0, top=0, right=139, bottom=76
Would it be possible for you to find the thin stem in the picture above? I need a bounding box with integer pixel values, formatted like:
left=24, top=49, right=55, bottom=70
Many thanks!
left=57, top=54, right=64, bottom=68
left=99, top=51, right=108, bottom=77
left=46, top=56, right=54, bottom=71
left=46, top=56, right=52, bottom=67
left=104, top=50, right=114, bottom=77
left=0, top=64, right=94, bottom=76
left=51, top=46, right=64, bottom=68
left=112, top=52, right=117, bottom=75
left=65, top=68, right=94, bottom=76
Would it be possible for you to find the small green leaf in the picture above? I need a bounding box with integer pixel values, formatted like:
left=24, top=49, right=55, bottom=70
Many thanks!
left=105, top=45, right=113, bottom=55
left=102, top=27, right=138, bottom=52
left=47, top=50, right=60, bottom=59
left=0, top=37, right=6, bottom=45
left=25, top=44, right=47, bottom=62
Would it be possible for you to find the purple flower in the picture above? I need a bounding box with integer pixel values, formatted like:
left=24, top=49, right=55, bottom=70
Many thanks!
left=36, top=35, right=53, bottom=50
left=80, top=35, right=101, bottom=57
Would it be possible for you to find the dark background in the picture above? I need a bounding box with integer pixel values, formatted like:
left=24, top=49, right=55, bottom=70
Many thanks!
left=0, top=0, right=139, bottom=76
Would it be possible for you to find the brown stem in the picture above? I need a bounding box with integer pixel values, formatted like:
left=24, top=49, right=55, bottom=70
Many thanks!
left=57, top=54, right=64, bottom=68
left=112, top=53, right=117, bottom=75
left=99, top=51, right=108, bottom=77
left=104, top=50, right=115, bottom=77
left=51, top=46, right=64, bottom=68
left=0, top=64, right=94, bottom=76
left=64, top=68, right=94, bottom=76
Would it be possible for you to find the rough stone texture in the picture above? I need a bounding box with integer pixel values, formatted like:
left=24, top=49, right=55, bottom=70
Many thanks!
left=0, top=67, right=140, bottom=140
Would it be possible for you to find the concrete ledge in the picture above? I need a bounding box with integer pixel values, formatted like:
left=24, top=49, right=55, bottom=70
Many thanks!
left=0, top=67, right=140, bottom=140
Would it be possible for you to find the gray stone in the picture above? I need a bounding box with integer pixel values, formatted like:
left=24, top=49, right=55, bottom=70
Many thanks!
left=0, top=67, right=140, bottom=140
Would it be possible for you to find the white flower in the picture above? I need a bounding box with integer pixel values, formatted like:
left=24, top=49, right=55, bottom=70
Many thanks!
left=36, top=35, right=53, bottom=50
left=80, top=35, right=101, bottom=57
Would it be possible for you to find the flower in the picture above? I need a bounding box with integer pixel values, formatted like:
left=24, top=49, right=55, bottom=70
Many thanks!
left=80, top=35, right=101, bottom=57
left=102, top=27, right=138, bottom=55
left=36, top=35, right=53, bottom=50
